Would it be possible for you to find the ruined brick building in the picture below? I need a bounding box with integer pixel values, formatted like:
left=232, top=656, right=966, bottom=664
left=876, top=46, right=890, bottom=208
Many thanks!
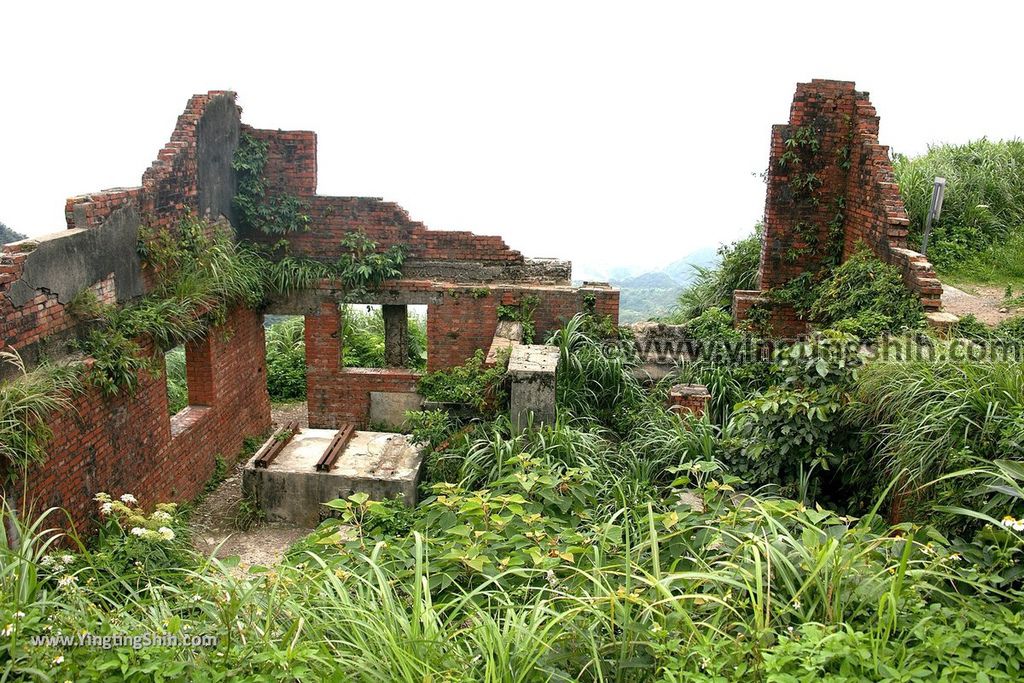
left=733, top=79, right=945, bottom=336
left=1, top=80, right=947, bottom=534
left=0, top=91, right=617, bottom=533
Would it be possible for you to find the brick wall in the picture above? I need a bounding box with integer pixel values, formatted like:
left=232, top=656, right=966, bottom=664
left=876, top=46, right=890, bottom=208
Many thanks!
left=303, top=281, right=619, bottom=425
left=4, top=307, right=270, bottom=536
left=241, top=126, right=525, bottom=265
left=1, top=92, right=272, bottom=535
left=2, top=92, right=240, bottom=355
left=738, top=80, right=942, bottom=337
left=668, top=384, right=711, bottom=418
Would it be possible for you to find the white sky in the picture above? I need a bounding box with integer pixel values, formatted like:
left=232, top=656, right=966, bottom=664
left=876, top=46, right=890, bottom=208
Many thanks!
left=2, top=1, right=1022, bottom=277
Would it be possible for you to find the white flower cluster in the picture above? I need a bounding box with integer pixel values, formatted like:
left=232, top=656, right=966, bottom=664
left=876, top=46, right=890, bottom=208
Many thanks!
left=1001, top=515, right=1024, bottom=532
left=39, top=554, right=75, bottom=573
left=129, top=526, right=176, bottom=542
left=94, top=492, right=179, bottom=543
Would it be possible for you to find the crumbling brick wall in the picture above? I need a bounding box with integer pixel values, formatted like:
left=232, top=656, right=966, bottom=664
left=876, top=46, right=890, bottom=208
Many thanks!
left=1, top=92, right=270, bottom=534
left=736, top=80, right=942, bottom=337
left=241, top=127, right=526, bottom=266
left=7, top=307, right=269, bottom=537
left=1, top=89, right=617, bottom=535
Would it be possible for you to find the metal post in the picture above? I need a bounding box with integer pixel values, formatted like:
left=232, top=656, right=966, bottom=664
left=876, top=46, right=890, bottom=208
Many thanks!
left=920, top=176, right=946, bottom=256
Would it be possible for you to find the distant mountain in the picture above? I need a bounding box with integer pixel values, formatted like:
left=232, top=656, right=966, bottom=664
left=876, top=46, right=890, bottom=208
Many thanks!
left=612, top=271, right=680, bottom=289
left=661, top=246, right=718, bottom=285
left=581, top=245, right=723, bottom=324
left=0, top=221, right=27, bottom=245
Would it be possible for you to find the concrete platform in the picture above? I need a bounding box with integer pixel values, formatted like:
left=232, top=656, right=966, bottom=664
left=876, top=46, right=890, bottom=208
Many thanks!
left=241, top=429, right=423, bottom=527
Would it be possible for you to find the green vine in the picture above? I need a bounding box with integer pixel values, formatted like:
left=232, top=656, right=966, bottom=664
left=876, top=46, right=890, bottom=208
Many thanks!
left=498, top=295, right=540, bottom=344
left=232, top=133, right=311, bottom=235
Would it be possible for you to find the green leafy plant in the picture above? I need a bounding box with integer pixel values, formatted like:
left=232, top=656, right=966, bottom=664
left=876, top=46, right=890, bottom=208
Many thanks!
left=231, top=133, right=310, bottom=235
left=808, top=247, right=924, bottom=338
left=417, top=349, right=508, bottom=414
left=497, top=295, right=540, bottom=344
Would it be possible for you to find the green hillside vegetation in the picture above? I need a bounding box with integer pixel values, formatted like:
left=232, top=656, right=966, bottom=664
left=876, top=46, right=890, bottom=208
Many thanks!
left=7, top=291, right=1024, bottom=678
left=894, top=138, right=1024, bottom=286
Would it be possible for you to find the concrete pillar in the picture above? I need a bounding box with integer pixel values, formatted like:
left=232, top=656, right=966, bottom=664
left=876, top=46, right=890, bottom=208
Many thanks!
left=382, top=304, right=409, bottom=367
left=508, top=344, right=559, bottom=433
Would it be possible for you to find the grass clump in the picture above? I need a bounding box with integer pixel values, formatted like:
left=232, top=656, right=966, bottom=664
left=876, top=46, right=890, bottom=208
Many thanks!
left=0, top=351, right=82, bottom=471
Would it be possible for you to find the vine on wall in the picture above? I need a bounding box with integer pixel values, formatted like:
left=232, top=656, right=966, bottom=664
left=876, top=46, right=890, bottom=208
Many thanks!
left=767, top=121, right=853, bottom=320
left=232, top=133, right=311, bottom=236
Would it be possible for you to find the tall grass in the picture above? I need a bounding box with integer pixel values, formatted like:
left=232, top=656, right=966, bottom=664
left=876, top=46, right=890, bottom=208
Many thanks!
left=893, top=138, right=1024, bottom=274
left=849, top=358, right=1024, bottom=496
left=7, top=479, right=1004, bottom=682
left=0, top=351, right=82, bottom=470
left=669, top=228, right=761, bottom=322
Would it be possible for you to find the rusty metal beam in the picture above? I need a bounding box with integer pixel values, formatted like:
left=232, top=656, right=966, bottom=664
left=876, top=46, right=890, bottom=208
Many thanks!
left=316, top=424, right=356, bottom=472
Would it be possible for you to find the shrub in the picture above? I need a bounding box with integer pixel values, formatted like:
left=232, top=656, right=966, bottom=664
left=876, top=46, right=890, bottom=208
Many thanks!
left=808, top=248, right=924, bottom=338
left=549, top=313, right=646, bottom=433
left=724, top=332, right=860, bottom=498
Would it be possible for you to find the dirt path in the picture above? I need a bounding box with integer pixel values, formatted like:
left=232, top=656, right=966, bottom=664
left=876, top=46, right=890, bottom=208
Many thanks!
left=942, top=284, right=1021, bottom=326
left=187, top=401, right=311, bottom=574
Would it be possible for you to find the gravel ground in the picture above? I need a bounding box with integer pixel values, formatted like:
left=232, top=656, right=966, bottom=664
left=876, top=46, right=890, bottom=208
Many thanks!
left=942, top=284, right=1021, bottom=326
left=187, top=401, right=312, bottom=574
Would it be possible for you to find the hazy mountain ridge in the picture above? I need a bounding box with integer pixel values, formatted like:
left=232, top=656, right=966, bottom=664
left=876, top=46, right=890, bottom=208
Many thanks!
left=576, top=245, right=720, bottom=323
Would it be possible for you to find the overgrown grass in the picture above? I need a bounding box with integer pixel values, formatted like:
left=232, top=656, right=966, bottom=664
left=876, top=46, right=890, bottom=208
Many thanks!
left=894, top=138, right=1024, bottom=278
left=8, top=309, right=1024, bottom=679
left=940, top=229, right=1024, bottom=289
left=0, top=351, right=82, bottom=471
left=849, top=357, right=1024, bottom=521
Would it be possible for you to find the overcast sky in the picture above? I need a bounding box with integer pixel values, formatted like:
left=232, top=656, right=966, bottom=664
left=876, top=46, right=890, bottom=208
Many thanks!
left=2, top=1, right=1021, bottom=277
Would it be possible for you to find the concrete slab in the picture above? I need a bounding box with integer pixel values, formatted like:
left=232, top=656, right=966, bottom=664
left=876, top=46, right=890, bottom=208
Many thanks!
left=242, top=429, right=423, bottom=527
left=369, top=391, right=423, bottom=429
